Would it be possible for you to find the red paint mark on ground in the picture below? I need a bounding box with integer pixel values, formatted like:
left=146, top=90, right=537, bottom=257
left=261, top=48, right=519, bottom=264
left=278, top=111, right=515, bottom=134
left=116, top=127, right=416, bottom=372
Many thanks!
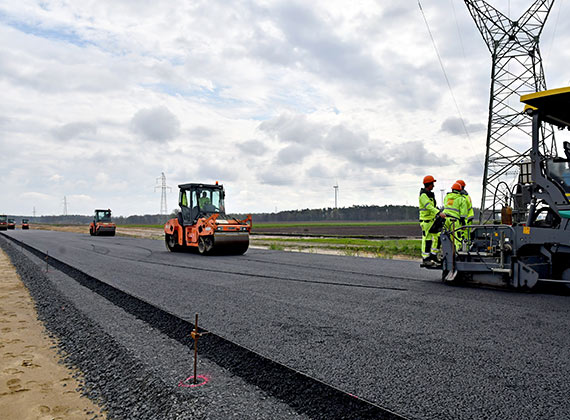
left=178, top=375, right=209, bottom=388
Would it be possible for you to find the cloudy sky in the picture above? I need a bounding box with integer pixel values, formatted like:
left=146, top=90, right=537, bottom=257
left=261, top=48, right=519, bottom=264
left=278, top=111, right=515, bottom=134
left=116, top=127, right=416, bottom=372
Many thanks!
left=1, top=0, right=569, bottom=216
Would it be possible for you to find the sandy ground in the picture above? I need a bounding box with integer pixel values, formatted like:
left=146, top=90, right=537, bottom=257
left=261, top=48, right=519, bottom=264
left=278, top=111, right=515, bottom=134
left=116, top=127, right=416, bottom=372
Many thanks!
left=0, top=249, right=106, bottom=420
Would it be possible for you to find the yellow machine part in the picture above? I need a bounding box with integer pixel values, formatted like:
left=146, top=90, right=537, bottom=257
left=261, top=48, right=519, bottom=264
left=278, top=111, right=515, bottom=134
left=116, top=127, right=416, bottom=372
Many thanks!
left=520, top=86, right=570, bottom=128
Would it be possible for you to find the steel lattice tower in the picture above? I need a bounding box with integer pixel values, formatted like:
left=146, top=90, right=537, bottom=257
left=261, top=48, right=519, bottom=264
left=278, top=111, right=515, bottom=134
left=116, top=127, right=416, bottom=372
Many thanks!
left=464, top=0, right=556, bottom=221
left=155, top=172, right=171, bottom=215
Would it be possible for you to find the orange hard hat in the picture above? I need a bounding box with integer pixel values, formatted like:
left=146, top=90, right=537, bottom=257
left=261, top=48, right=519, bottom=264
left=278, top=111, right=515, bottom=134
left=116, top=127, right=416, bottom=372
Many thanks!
left=423, top=175, right=436, bottom=184
left=452, top=182, right=462, bottom=191
left=456, top=179, right=466, bottom=188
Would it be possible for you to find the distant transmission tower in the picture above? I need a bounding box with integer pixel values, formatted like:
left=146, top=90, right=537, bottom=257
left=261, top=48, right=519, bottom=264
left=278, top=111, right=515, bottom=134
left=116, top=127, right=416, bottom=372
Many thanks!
left=32, top=206, right=36, bottom=218
left=154, top=172, right=171, bottom=215
left=63, top=196, right=68, bottom=216
left=464, top=0, right=556, bottom=221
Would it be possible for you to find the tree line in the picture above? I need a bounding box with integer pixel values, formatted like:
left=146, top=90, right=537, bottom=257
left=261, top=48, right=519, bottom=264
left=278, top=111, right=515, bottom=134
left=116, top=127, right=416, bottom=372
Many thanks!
left=233, top=205, right=422, bottom=222
left=9, top=204, right=481, bottom=225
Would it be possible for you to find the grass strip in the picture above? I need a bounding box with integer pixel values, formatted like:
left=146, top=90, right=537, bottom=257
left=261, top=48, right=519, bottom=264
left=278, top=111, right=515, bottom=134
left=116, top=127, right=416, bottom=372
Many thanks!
left=252, top=221, right=416, bottom=228
left=252, top=237, right=421, bottom=258
left=117, top=221, right=417, bottom=229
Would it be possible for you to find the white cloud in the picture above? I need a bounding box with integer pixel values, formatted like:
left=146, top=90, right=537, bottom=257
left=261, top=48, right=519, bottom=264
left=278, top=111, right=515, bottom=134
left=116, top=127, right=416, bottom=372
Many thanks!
left=238, top=139, right=269, bottom=155
left=19, top=191, right=51, bottom=200
left=440, top=117, right=485, bottom=136
left=0, top=0, right=568, bottom=215
left=258, top=168, right=295, bottom=186
left=276, top=144, right=309, bottom=165
left=130, top=106, right=181, bottom=143
left=51, top=122, right=97, bottom=141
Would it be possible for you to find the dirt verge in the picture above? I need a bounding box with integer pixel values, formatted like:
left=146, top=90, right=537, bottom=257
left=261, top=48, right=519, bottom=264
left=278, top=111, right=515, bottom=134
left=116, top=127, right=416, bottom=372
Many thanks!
left=0, top=249, right=106, bottom=419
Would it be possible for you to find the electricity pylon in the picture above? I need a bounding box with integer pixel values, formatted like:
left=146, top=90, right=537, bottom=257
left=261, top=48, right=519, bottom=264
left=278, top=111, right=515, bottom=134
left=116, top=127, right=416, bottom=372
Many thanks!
left=155, top=172, right=172, bottom=215
left=464, top=0, right=556, bottom=221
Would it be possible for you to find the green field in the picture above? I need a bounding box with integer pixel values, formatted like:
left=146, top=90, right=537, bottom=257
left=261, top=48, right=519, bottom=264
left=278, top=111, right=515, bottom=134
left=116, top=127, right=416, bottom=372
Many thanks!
left=250, top=221, right=416, bottom=228
left=251, top=237, right=421, bottom=258
left=117, top=221, right=416, bottom=229
left=111, top=223, right=420, bottom=258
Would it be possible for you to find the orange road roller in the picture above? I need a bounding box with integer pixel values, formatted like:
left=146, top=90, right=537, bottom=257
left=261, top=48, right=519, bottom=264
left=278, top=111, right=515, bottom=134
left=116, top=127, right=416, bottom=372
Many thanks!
left=164, top=182, right=251, bottom=255
left=89, top=209, right=116, bottom=236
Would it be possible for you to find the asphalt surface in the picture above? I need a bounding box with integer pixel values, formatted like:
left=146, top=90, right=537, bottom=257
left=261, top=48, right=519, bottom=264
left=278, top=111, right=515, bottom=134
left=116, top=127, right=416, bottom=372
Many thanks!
left=3, top=230, right=570, bottom=419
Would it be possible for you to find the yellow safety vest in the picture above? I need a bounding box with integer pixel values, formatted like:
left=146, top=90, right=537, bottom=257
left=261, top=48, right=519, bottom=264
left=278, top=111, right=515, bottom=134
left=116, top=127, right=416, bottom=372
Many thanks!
left=419, top=189, right=439, bottom=221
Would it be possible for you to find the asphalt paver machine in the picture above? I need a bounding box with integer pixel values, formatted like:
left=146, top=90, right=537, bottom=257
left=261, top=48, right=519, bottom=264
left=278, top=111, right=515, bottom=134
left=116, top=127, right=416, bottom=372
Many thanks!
left=164, top=182, right=251, bottom=255
left=442, top=87, right=570, bottom=289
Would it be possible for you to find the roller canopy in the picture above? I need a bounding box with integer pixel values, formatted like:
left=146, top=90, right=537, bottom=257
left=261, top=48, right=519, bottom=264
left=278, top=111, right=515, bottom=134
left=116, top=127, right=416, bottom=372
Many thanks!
left=521, top=87, right=570, bottom=128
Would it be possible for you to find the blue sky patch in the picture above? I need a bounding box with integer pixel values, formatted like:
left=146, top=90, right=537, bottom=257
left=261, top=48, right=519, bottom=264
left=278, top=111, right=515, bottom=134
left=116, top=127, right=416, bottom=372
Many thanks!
left=0, top=11, right=94, bottom=48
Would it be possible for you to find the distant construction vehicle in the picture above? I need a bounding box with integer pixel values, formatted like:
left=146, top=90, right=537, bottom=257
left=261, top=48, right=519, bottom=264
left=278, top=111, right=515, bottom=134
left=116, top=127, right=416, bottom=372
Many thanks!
left=440, top=87, right=570, bottom=289
left=21, top=218, right=30, bottom=230
left=89, top=209, right=116, bottom=236
left=0, top=215, right=7, bottom=231
left=7, top=218, right=15, bottom=230
left=164, top=182, right=251, bottom=255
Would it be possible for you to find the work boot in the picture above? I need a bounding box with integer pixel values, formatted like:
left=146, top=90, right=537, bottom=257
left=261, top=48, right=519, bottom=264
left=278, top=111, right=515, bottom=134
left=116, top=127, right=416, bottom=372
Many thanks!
left=429, top=253, right=442, bottom=263
left=429, top=254, right=442, bottom=268
left=421, top=258, right=436, bottom=268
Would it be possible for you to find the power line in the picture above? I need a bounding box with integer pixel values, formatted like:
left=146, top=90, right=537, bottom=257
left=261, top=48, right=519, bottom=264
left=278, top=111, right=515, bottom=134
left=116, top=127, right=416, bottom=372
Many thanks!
left=417, top=0, right=483, bottom=174
left=417, top=0, right=480, bottom=162
left=450, top=0, right=466, bottom=59
left=546, top=0, right=562, bottom=61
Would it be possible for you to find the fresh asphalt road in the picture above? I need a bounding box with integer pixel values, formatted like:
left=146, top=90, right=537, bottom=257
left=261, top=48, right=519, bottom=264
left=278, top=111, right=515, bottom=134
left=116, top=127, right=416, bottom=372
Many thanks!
left=6, top=230, right=569, bottom=420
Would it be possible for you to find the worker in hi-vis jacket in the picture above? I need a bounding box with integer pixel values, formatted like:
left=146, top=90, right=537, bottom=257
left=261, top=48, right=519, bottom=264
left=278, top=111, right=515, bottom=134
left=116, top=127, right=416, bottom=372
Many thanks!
left=419, top=175, right=446, bottom=267
left=443, top=182, right=469, bottom=250
left=456, top=179, right=474, bottom=241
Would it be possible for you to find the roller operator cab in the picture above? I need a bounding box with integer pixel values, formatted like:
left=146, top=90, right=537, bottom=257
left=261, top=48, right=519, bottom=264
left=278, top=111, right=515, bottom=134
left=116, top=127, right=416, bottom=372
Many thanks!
left=0, top=215, right=7, bottom=231
left=7, top=218, right=16, bottom=230
left=21, top=218, right=30, bottom=230
left=440, top=87, right=570, bottom=289
left=89, top=209, right=116, bottom=236
left=164, top=182, right=252, bottom=255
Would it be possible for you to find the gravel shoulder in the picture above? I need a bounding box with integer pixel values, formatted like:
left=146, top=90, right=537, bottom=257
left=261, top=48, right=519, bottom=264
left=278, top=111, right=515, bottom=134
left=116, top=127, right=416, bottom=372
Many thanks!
left=0, top=248, right=106, bottom=420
